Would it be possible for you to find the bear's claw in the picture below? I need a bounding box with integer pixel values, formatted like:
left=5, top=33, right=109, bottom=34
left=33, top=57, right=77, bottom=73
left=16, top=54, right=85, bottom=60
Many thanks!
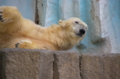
left=0, top=11, right=3, bottom=13
left=15, top=43, right=20, bottom=48
left=0, top=11, right=4, bottom=22
left=0, top=15, right=2, bottom=18
left=0, top=18, right=4, bottom=22
left=0, top=15, right=3, bottom=20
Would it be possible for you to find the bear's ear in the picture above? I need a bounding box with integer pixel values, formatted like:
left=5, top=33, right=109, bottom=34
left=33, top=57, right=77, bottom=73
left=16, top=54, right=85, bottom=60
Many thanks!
left=59, top=20, right=66, bottom=27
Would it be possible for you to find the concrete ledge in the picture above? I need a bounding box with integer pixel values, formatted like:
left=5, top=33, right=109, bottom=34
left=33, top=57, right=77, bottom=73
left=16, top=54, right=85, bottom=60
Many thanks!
left=0, top=49, right=120, bottom=79
left=81, top=53, right=120, bottom=79
left=0, top=48, right=54, bottom=79
left=53, top=51, right=81, bottom=79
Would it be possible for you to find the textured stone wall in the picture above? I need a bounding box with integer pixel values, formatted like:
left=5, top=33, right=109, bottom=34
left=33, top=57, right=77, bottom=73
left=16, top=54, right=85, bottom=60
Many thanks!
left=37, top=0, right=120, bottom=53
left=0, top=49, right=120, bottom=79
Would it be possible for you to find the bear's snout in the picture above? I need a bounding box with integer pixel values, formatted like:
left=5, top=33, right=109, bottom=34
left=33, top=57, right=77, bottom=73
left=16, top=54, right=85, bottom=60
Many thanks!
left=76, top=29, right=86, bottom=37
left=79, top=29, right=85, bottom=35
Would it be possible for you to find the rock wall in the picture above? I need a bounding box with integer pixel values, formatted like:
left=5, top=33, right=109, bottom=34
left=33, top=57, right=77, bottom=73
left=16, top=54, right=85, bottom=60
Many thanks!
left=37, top=0, right=120, bottom=53
left=0, top=48, right=120, bottom=79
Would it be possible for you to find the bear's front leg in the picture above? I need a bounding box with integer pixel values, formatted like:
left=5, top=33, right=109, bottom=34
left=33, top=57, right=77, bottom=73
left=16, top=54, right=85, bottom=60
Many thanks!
left=15, top=40, right=38, bottom=49
left=0, top=6, right=22, bottom=24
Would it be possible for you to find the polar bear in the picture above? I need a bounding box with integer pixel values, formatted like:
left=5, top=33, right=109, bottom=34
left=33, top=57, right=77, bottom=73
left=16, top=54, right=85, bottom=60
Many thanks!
left=0, top=6, right=88, bottom=50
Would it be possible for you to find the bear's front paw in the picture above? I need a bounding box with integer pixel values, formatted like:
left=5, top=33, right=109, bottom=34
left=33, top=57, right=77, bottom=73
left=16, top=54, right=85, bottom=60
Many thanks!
left=15, top=40, right=32, bottom=48
left=0, top=6, right=13, bottom=23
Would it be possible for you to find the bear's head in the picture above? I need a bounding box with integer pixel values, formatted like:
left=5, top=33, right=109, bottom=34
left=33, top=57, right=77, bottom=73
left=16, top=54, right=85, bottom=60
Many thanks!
left=59, top=17, right=88, bottom=39
left=43, top=17, right=88, bottom=50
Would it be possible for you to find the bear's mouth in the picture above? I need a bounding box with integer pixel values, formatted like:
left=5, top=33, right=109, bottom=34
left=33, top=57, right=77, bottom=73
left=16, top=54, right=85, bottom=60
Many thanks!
left=76, top=34, right=83, bottom=37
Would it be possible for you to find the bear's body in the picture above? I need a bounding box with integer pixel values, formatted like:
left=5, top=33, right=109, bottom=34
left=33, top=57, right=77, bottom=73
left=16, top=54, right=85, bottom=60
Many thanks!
left=0, top=6, right=88, bottom=50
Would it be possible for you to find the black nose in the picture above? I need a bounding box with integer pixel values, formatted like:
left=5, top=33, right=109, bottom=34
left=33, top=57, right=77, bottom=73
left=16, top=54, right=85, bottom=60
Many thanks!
left=79, top=29, right=85, bottom=35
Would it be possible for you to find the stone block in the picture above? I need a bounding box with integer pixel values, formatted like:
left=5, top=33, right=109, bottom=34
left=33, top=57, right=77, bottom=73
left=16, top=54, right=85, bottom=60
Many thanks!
left=0, top=48, right=54, bottom=79
left=53, top=51, right=81, bottom=79
left=81, top=53, right=120, bottom=79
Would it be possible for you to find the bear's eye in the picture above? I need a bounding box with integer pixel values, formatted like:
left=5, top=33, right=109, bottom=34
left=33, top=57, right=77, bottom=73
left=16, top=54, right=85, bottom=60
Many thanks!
left=75, top=21, right=79, bottom=24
